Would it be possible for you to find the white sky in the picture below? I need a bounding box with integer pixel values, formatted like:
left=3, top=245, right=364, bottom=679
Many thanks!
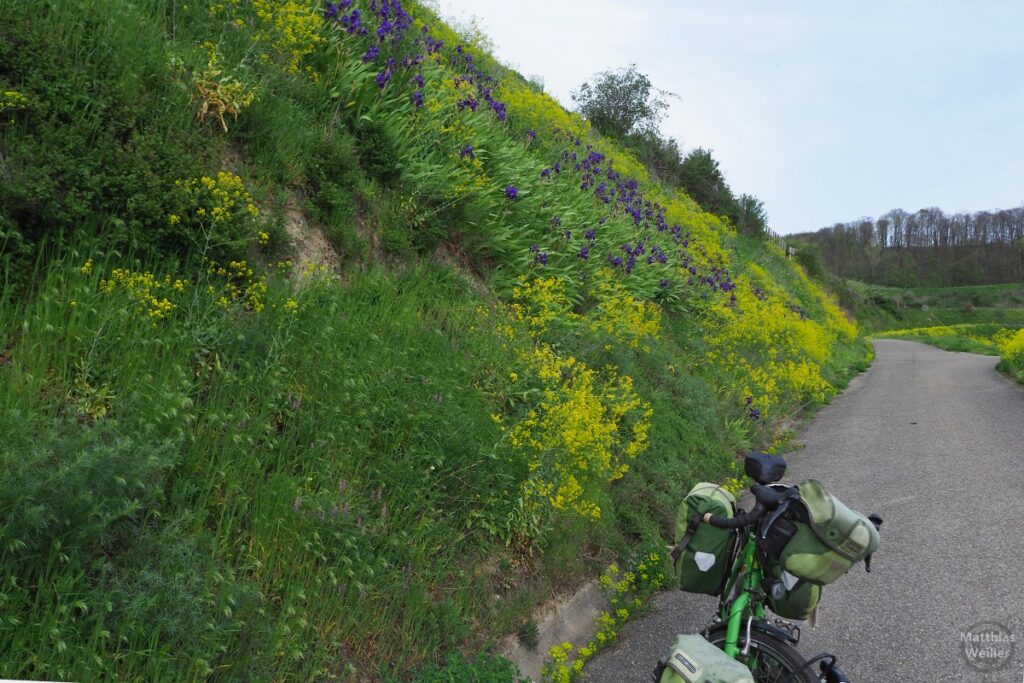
left=432, top=0, right=1024, bottom=234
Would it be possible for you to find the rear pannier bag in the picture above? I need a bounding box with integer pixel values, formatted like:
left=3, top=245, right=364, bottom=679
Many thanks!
left=672, top=483, right=737, bottom=596
left=763, top=479, right=880, bottom=586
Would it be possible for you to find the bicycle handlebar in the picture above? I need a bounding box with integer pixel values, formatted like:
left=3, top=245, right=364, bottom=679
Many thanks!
left=702, top=483, right=801, bottom=531
left=703, top=502, right=766, bottom=529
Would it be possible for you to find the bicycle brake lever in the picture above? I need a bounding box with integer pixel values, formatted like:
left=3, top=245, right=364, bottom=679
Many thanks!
left=759, top=496, right=794, bottom=540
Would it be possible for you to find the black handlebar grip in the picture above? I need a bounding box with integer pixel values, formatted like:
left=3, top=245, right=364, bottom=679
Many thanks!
left=703, top=502, right=766, bottom=529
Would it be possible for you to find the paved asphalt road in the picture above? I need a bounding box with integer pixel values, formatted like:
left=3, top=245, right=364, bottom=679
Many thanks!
left=583, top=340, right=1024, bottom=682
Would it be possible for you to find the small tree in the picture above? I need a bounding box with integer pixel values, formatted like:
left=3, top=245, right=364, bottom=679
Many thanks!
left=734, top=193, right=768, bottom=236
left=572, top=64, right=673, bottom=139
left=678, top=147, right=735, bottom=216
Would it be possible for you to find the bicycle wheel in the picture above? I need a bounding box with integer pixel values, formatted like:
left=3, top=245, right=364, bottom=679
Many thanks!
left=703, top=624, right=817, bottom=683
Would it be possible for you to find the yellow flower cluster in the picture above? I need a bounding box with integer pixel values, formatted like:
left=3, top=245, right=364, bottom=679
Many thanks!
left=251, top=0, right=326, bottom=75
left=207, top=259, right=269, bottom=312
left=497, top=76, right=589, bottom=140
left=998, top=328, right=1024, bottom=374
left=543, top=555, right=663, bottom=682
left=511, top=347, right=649, bottom=520
left=172, top=171, right=260, bottom=248
left=509, top=276, right=579, bottom=338
left=192, top=43, right=257, bottom=132
left=179, top=171, right=259, bottom=223
left=99, top=269, right=186, bottom=320
left=585, top=271, right=661, bottom=349
left=1, top=89, right=29, bottom=124
left=878, top=323, right=1008, bottom=354
left=706, top=274, right=833, bottom=414
left=502, top=277, right=654, bottom=521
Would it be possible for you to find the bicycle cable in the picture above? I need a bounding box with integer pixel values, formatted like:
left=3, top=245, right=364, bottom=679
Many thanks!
left=776, top=652, right=837, bottom=683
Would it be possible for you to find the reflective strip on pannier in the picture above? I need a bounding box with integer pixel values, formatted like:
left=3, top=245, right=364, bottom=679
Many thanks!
left=673, top=483, right=737, bottom=596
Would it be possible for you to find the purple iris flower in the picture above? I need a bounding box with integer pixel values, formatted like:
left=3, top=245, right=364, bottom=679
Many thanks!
left=541, top=168, right=551, bottom=179
left=584, top=229, right=596, bottom=241
left=535, top=252, right=548, bottom=266
left=362, top=45, right=379, bottom=63
left=375, top=70, right=391, bottom=89
left=504, top=185, right=519, bottom=200
left=411, top=90, right=423, bottom=107
left=578, top=245, right=590, bottom=260
left=459, top=145, right=474, bottom=160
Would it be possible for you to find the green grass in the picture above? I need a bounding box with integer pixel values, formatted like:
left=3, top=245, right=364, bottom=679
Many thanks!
left=1, top=255, right=543, bottom=680
left=842, top=280, right=1024, bottom=333
left=0, top=0, right=873, bottom=679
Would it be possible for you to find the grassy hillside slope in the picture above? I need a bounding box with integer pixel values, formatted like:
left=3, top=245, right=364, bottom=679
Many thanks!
left=1, top=1, right=868, bottom=680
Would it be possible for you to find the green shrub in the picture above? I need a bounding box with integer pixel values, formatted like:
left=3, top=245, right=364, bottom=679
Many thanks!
left=411, top=652, right=529, bottom=683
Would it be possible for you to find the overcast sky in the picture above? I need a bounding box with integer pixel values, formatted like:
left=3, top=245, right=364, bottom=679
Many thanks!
left=433, top=0, right=1024, bottom=234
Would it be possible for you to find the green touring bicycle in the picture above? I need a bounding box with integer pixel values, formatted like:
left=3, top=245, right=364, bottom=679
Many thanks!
left=655, top=452, right=882, bottom=683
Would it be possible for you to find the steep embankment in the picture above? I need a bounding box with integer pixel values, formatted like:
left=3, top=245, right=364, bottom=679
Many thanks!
left=0, top=1, right=867, bottom=680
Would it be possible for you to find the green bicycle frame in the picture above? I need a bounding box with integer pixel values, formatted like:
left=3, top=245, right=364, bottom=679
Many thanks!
left=717, top=530, right=766, bottom=658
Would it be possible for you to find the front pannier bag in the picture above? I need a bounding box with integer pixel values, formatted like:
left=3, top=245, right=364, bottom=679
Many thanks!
left=764, top=565, right=821, bottom=621
left=672, top=483, right=737, bottom=596
left=770, top=479, right=880, bottom=586
left=654, top=634, right=754, bottom=683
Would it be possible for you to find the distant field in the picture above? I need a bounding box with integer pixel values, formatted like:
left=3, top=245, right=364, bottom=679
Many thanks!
left=844, top=280, right=1024, bottom=332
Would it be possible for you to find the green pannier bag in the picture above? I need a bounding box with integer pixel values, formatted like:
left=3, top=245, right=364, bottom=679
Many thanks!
left=672, top=483, right=737, bottom=596
left=764, top=565, right=821, bottom=621
left=769, top=479, right=880, bottom=586
left=655, top=634, right=754, bottom=683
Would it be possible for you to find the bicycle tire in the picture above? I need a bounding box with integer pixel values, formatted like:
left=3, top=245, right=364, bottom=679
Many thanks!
left=703, top=623, right=817, bottom=683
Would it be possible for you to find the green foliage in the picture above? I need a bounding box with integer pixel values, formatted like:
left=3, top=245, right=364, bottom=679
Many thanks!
left=0, top=0, right=872, bottom=680
left=841, top=279, right=1024, bottom=333
left=677, top=147, right=735, bottom=217
left=571, top=64, right=672, bottom=139
left=622, top=130, right=685, bottom=186
left=518, top=619, right=541, bottom=650
left=411, top=651, right=529, bottom=682
left=875, top=323, right=1017, bottom=356
left=0, top=0, right=213, bottom=272
left=734, top=193, right=768, bottom=236
left=354, top=119, right=402, bottom=185
left=996, top=327, right=1024, bottom=382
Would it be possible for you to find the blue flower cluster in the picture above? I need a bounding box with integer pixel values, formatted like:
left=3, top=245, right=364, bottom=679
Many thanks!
left=450, top=46, right=507, bottom=122
left=324, top=1, right=367, bottom=35
left=324, top=1, right=510, bottom=124
left=534, top=130, right=737, bottom=294
left=787, top=303, right=808, bottom=320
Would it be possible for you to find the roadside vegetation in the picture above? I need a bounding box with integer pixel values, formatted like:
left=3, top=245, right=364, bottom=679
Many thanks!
left=0, top=0, right=867, bottom=680
left=874, top=323, right=1013, bottom=355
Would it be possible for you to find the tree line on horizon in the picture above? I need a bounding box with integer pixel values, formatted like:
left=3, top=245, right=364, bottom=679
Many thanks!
left=792, top=206, right=1024, bottom=287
